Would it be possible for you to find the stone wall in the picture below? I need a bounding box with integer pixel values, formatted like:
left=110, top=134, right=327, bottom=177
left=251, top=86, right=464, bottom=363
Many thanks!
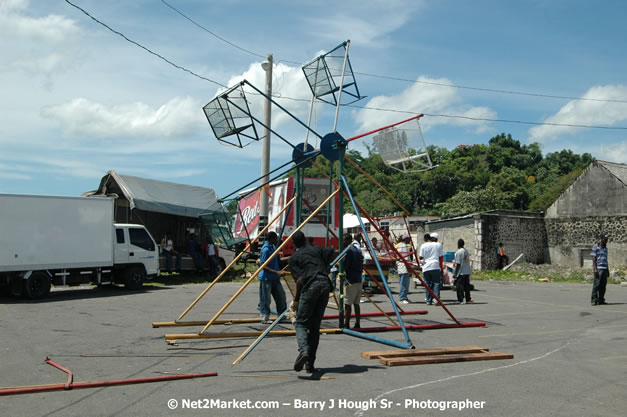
left=476, top=212, right=547, bottom=270
left=545, top=216, right=627, bottom=268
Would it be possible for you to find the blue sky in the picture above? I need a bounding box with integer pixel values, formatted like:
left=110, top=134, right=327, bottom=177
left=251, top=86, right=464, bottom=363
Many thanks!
left=1, top=0, right=626, bottom=198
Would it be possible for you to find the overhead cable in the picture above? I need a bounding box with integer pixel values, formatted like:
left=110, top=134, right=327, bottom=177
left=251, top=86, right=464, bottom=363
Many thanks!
left=157, top=0, right=627, bottom=105
left=66, top=1, right=627, bottom=131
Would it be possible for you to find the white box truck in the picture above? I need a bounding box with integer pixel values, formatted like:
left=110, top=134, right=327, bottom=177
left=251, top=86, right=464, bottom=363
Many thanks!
left=0, top=194, right=160, bottom=298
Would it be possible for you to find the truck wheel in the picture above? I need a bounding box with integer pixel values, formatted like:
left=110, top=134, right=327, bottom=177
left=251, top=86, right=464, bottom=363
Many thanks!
left=25, top=272, right=51, bottom=299
left=124, top=267, right=145, bottom=290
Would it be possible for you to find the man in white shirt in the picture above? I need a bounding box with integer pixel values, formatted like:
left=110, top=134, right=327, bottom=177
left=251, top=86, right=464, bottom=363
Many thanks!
left=419, top=232, right=443, bottom=305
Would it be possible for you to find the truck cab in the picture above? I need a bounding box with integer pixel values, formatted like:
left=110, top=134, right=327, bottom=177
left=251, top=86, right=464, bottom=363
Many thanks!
left=113, top=224, right=160, bottom=289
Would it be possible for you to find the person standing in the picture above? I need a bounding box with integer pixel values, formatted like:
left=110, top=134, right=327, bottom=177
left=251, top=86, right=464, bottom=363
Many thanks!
left=419, top=232, right=443, bottom=305
left=186, top=234, right=204, bottom=272
left=497, top=242, right=509, bottom=269
left=396, top=234, right=412, bottom=304
left=258, top=231, right=287, bottom=324
left=591, top=234, right=610, bottom=306
left=288, top=231, right=335, bottom=373
left=342, top=234, right=364, bottom=329
left=161, top=232, right=181, bottom=275
left=415, top=233, right=432, bottom=289
left=204, top=237, right=220, bottom=276
left=454, top=239, right=473, bottom=304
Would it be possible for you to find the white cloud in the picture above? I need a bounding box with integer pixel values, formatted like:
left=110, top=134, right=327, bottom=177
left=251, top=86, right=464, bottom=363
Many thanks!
left=41, top=96, right=206, bottom=138
left=0, top=172, right=31, bottom=180
left=600, top=141, right=627, bottom=164
left=213, top=60, right=324, bottom=153
left=528, top=84, right=627, bottom=141
left=306, top=0, right=423, bottom=47
left=0, top=0, right=78, bottom=42
left=354, top=76, right=497, bottom=133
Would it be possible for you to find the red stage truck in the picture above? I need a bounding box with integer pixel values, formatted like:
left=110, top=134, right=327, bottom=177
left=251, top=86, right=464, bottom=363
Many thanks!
left=234, top=177, right=339, bottom=254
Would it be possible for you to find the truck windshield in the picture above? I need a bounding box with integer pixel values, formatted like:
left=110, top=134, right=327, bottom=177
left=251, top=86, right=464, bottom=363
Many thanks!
left=129, top=228, right=155, bottom=251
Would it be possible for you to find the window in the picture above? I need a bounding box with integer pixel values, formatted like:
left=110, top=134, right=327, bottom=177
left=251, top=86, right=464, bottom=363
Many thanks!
left=116, top=228, right=125, bottom=244
left=129, top=228, right=155, bottom=251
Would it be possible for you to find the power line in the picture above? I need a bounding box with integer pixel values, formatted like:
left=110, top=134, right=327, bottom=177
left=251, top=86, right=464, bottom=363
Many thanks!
left=275, top=95, right=627, bottom=131
left=353, top=73, right=627, bottom=104
left=66, top=1, right=627, bottom=132
left=157, top=0, right=627, bottom=105
left=64, top=0, right=226, bottom=88
left=160, top=0, right=266, bottom=60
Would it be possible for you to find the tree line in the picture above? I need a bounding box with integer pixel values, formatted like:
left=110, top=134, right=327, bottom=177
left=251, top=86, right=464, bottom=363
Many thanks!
left=300, top=133, right=593, bottom=218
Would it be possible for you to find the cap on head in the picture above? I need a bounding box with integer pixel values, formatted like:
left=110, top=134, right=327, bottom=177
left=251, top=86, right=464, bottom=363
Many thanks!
left=430, top=232, right=439, bottom=240
left=599, top=233, right=609, bottom=241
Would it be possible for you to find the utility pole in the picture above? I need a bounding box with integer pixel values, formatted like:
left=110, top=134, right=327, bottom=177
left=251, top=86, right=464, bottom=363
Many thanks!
left=259, top=54, right=273, bottom=228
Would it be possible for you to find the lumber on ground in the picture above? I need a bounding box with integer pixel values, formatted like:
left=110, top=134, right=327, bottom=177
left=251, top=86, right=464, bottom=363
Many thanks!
left=380, top=352, right=514, bottom=366
left=361, top=345, right=489, bottom=360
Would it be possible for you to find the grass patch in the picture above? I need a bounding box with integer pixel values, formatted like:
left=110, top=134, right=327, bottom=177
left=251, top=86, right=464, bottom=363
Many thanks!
left=472, top=268, right=622, bottom=284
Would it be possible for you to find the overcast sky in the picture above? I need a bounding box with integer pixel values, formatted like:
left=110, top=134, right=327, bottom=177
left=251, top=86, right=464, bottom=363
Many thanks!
left=1, top=0, right=626, bottom=198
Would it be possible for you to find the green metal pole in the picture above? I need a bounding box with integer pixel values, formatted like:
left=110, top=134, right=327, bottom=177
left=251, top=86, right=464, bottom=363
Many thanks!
left=337, top=148, right=345, bottom=328
left=295, top=167, right=302, bottom=225
left=326, top=161, right=334, bottom=247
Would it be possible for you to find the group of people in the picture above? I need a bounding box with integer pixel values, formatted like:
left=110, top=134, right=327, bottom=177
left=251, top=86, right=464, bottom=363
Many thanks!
left=254, top=227, right=616, bottom=375
left=398, top=232, right=473, bottom=305
left=160, top=233, right=221, bottom=276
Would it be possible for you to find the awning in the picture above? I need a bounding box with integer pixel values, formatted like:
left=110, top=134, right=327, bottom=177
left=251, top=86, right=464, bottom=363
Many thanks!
left=343, top=213, right=370, bottom=229
left=86, top=170, right=222, bottom=218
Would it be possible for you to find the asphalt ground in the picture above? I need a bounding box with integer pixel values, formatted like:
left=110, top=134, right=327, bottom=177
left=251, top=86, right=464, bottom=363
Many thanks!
left=1, top=279, right=626, bottom=417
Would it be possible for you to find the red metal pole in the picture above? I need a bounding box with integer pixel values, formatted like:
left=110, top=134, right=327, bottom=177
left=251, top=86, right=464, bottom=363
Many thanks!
left=351, top=198, right=461, bottom=324
left=355, top=322, right=486, bottom=333
left=45, top=357, right=73, bottom=390
left=346, top=114, right=424, bottom=142
left=323, top=309, right=428, bottom=319
left=0, top=372, right=218, bottom=396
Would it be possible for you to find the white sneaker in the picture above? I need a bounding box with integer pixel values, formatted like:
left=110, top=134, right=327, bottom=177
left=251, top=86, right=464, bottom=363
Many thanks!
left=400, top=300, right=410, bottom=305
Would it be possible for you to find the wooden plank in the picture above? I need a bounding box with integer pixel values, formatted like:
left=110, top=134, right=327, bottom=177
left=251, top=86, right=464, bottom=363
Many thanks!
left=380, top=352, right=514, bottom=366
left=503, top=253, right=524, bottom=271
left=361, top=346, right=489, bottom=360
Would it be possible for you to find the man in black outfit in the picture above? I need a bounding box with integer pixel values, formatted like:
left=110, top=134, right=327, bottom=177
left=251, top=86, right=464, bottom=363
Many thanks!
left=288, top=231, right=335, bottom=373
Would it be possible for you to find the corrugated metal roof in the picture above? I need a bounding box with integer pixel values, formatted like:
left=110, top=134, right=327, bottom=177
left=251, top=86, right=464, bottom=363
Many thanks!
left=598, top=160, right=627, bottom=186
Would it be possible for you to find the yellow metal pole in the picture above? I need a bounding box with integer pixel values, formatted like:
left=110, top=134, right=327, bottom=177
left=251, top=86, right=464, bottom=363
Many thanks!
left=173, top=194, right=298, bottom=322
left=198, top=188, right=341, bottom=334
left=362, top=292, right=399, bottom=327
left=154, top=318, right=271, bottom=327
left=344, top=155, right=410, bottom=215
left=165, top=328, right=342, bottom=340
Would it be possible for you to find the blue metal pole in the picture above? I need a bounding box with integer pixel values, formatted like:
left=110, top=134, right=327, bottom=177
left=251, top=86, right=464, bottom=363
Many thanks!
left=233, top=308, right=289, bottom=365
left=340, top=174, right=414, bottom=349
left=224, top=96, right=299, bottom=150
left=342, top=328, right=411, bottom=349
left=244, top=81, right=324, bottom=141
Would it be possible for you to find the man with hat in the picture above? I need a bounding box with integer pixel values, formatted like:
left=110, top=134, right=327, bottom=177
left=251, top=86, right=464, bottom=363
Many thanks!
left=591, top=234, right=610, bottom=306
left=419, top=232, right=444, bottom=305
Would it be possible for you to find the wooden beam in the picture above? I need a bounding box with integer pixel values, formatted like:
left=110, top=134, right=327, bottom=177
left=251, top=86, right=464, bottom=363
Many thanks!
left=361, top=345, right=489, bottom=360
left=380, top=352, right=514, bottom=366
left=153, top=318, right=276, bottom=328
left=165, top=328, right=342, bottom=341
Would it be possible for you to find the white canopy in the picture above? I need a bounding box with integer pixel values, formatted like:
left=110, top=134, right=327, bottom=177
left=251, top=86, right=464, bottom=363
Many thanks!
left=343, top=213, right=370, bottom=229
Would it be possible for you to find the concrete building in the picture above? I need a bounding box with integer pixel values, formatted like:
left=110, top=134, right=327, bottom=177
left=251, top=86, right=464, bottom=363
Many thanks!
left=545, top=160, right=627, bottom=268
left=424, top=210, right=547, bottom=271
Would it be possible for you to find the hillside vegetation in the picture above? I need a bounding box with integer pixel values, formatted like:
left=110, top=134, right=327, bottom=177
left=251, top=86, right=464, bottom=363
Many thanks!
left=301, top=133, right=593, bottom=217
